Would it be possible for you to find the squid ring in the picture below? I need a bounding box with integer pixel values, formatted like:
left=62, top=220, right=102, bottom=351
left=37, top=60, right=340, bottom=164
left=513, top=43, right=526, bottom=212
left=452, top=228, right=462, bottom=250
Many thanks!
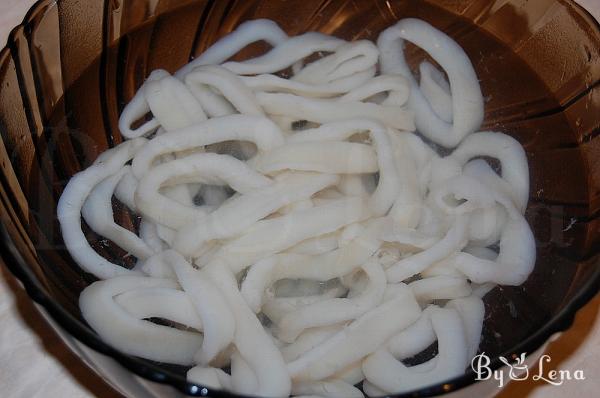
left=57, top=139, right=147, bottom=279
left=378, top=18, right=484, bottom=147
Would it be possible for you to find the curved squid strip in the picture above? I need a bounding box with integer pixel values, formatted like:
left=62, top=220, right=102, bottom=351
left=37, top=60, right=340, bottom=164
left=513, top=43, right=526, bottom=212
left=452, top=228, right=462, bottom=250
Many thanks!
left=213, top=197, right=371, bottom=273
left=156, top=223, right=178, bottom=247
left=461, top=160, right=513, bottom=248
left=241, top=68, right=375, bottom=98
left=139, top=219, right=167, bottom=253
left=408, top=275, right=472, bottom=302
left=185, top=65, right=264, bottom=117
left=414, top=203, right=448, bottom=240
left=396, top=132, right=439, bottom=196
left=398, top=131, right=439, bottom=172
left=161, top=175, right=198, bottom=209
left=231, top=351, right=259, bottom=395
left=287, top=119, right=400, bottom=215
left=339, top=74, right=409, bottom=106
left=159, top=250, right=235, bottom=365
left=132, top=114, right=285, bottom=178
left=387, top=131, right=423, bottom=228
left=57, top=138, right=147, bottom=279
left=387, top=305, right=437, bottom=360
left=337, top=175, right=370, bottom=197
left=251, top=141, right=379, bottom=175
left=462, top=246, right=500, bottom=299
left=373, top=246, right=404, bottom=270
left=380, top=222, right=438, bottom=251
left=446, top=295, right=485, bottom=362
left=467, top=204, right=507, bottom=247
left=472, top=282, right=497, bottom=298
left=420, top=254, right=464, bottom=278
left=205, top=263, right=292, bottom=397
left=114, top=166, right=138, bottom=211
left=222, top=32, right=345, bottom=75
left=421, top=245, right=499, bottom=279
left=281, top=325, right=343, bottom=363
left=429, top=156, right=462, bottom=188
left=419, top=61, right=452, bottom=123
left=135, top=152, right=271, bottom=229
left=79, top=276, right=202, bottom=365
left=329, top=361, right=365, bottom=385
left=175, top=19, right=289, bottom=78
left=451, top=132, right=529, bottom=213
left=313, top=188, right=346, bottom=202
left=173, top=172, right=339, bottom=257
left=288, top=232, right=339, bottom=255
left=279, top=198, right=314, bottom=215
left=115, top=287, right=203, bottom=330
left=465, top=246, right=498, bottom=261
left=185, top=87, right=235, bottom=118
left=257, top=92, right=415, bottom=132
left=464, top=159, right=514, bottom=247
left=241, top=219, right=384, bottom=312
left=118, top=74, right=161, bottom=139
left=143, top=70, right=207, bottom=129
left=454, top=161, right=535, bottom=285
left=292, top=40, right=378, bottom=85
left=276, top=260, right=386, bottom=342
left=381, top=282, right=410, bottom=301
left=378, top=18, right=483, bottom=147
left=262, top=288, right=348, bottom=326
left=454, top=218, right=534, bottom=286
left=138, top=252, right=175, bottom=279
left=192, top=241, right=223, bottom=268
left=386, top=215, right=469, bottom=283
left=288, top=285, right=421, bottom=381
left=81, top=167, right=154, bottom=260
left=428, top=174, right=496, bottom=217
left=362, top=308, right=468, bottom=393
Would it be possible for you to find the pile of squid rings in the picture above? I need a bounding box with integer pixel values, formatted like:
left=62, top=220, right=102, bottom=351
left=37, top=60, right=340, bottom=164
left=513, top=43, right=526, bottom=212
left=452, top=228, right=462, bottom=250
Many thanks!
left=57, top=17, right=535, bottom=398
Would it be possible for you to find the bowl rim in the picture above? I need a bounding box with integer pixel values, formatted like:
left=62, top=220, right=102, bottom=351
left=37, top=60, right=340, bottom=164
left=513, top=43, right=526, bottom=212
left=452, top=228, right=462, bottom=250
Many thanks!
left=1, top=0, right=600, bottom=397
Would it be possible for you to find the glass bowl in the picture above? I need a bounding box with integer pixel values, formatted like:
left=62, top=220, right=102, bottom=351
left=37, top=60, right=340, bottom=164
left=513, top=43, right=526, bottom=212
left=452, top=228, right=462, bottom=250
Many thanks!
left=0, top=0, right=599, bottom=397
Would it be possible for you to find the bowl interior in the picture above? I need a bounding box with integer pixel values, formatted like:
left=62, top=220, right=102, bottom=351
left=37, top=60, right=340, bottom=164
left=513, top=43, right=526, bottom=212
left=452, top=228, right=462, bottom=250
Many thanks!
left=1, top=0, right=599, bottom=395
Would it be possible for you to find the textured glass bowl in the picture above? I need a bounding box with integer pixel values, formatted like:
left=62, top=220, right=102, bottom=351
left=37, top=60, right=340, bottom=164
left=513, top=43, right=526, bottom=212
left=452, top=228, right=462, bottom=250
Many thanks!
left=1, top=0, right=599, bottom=397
